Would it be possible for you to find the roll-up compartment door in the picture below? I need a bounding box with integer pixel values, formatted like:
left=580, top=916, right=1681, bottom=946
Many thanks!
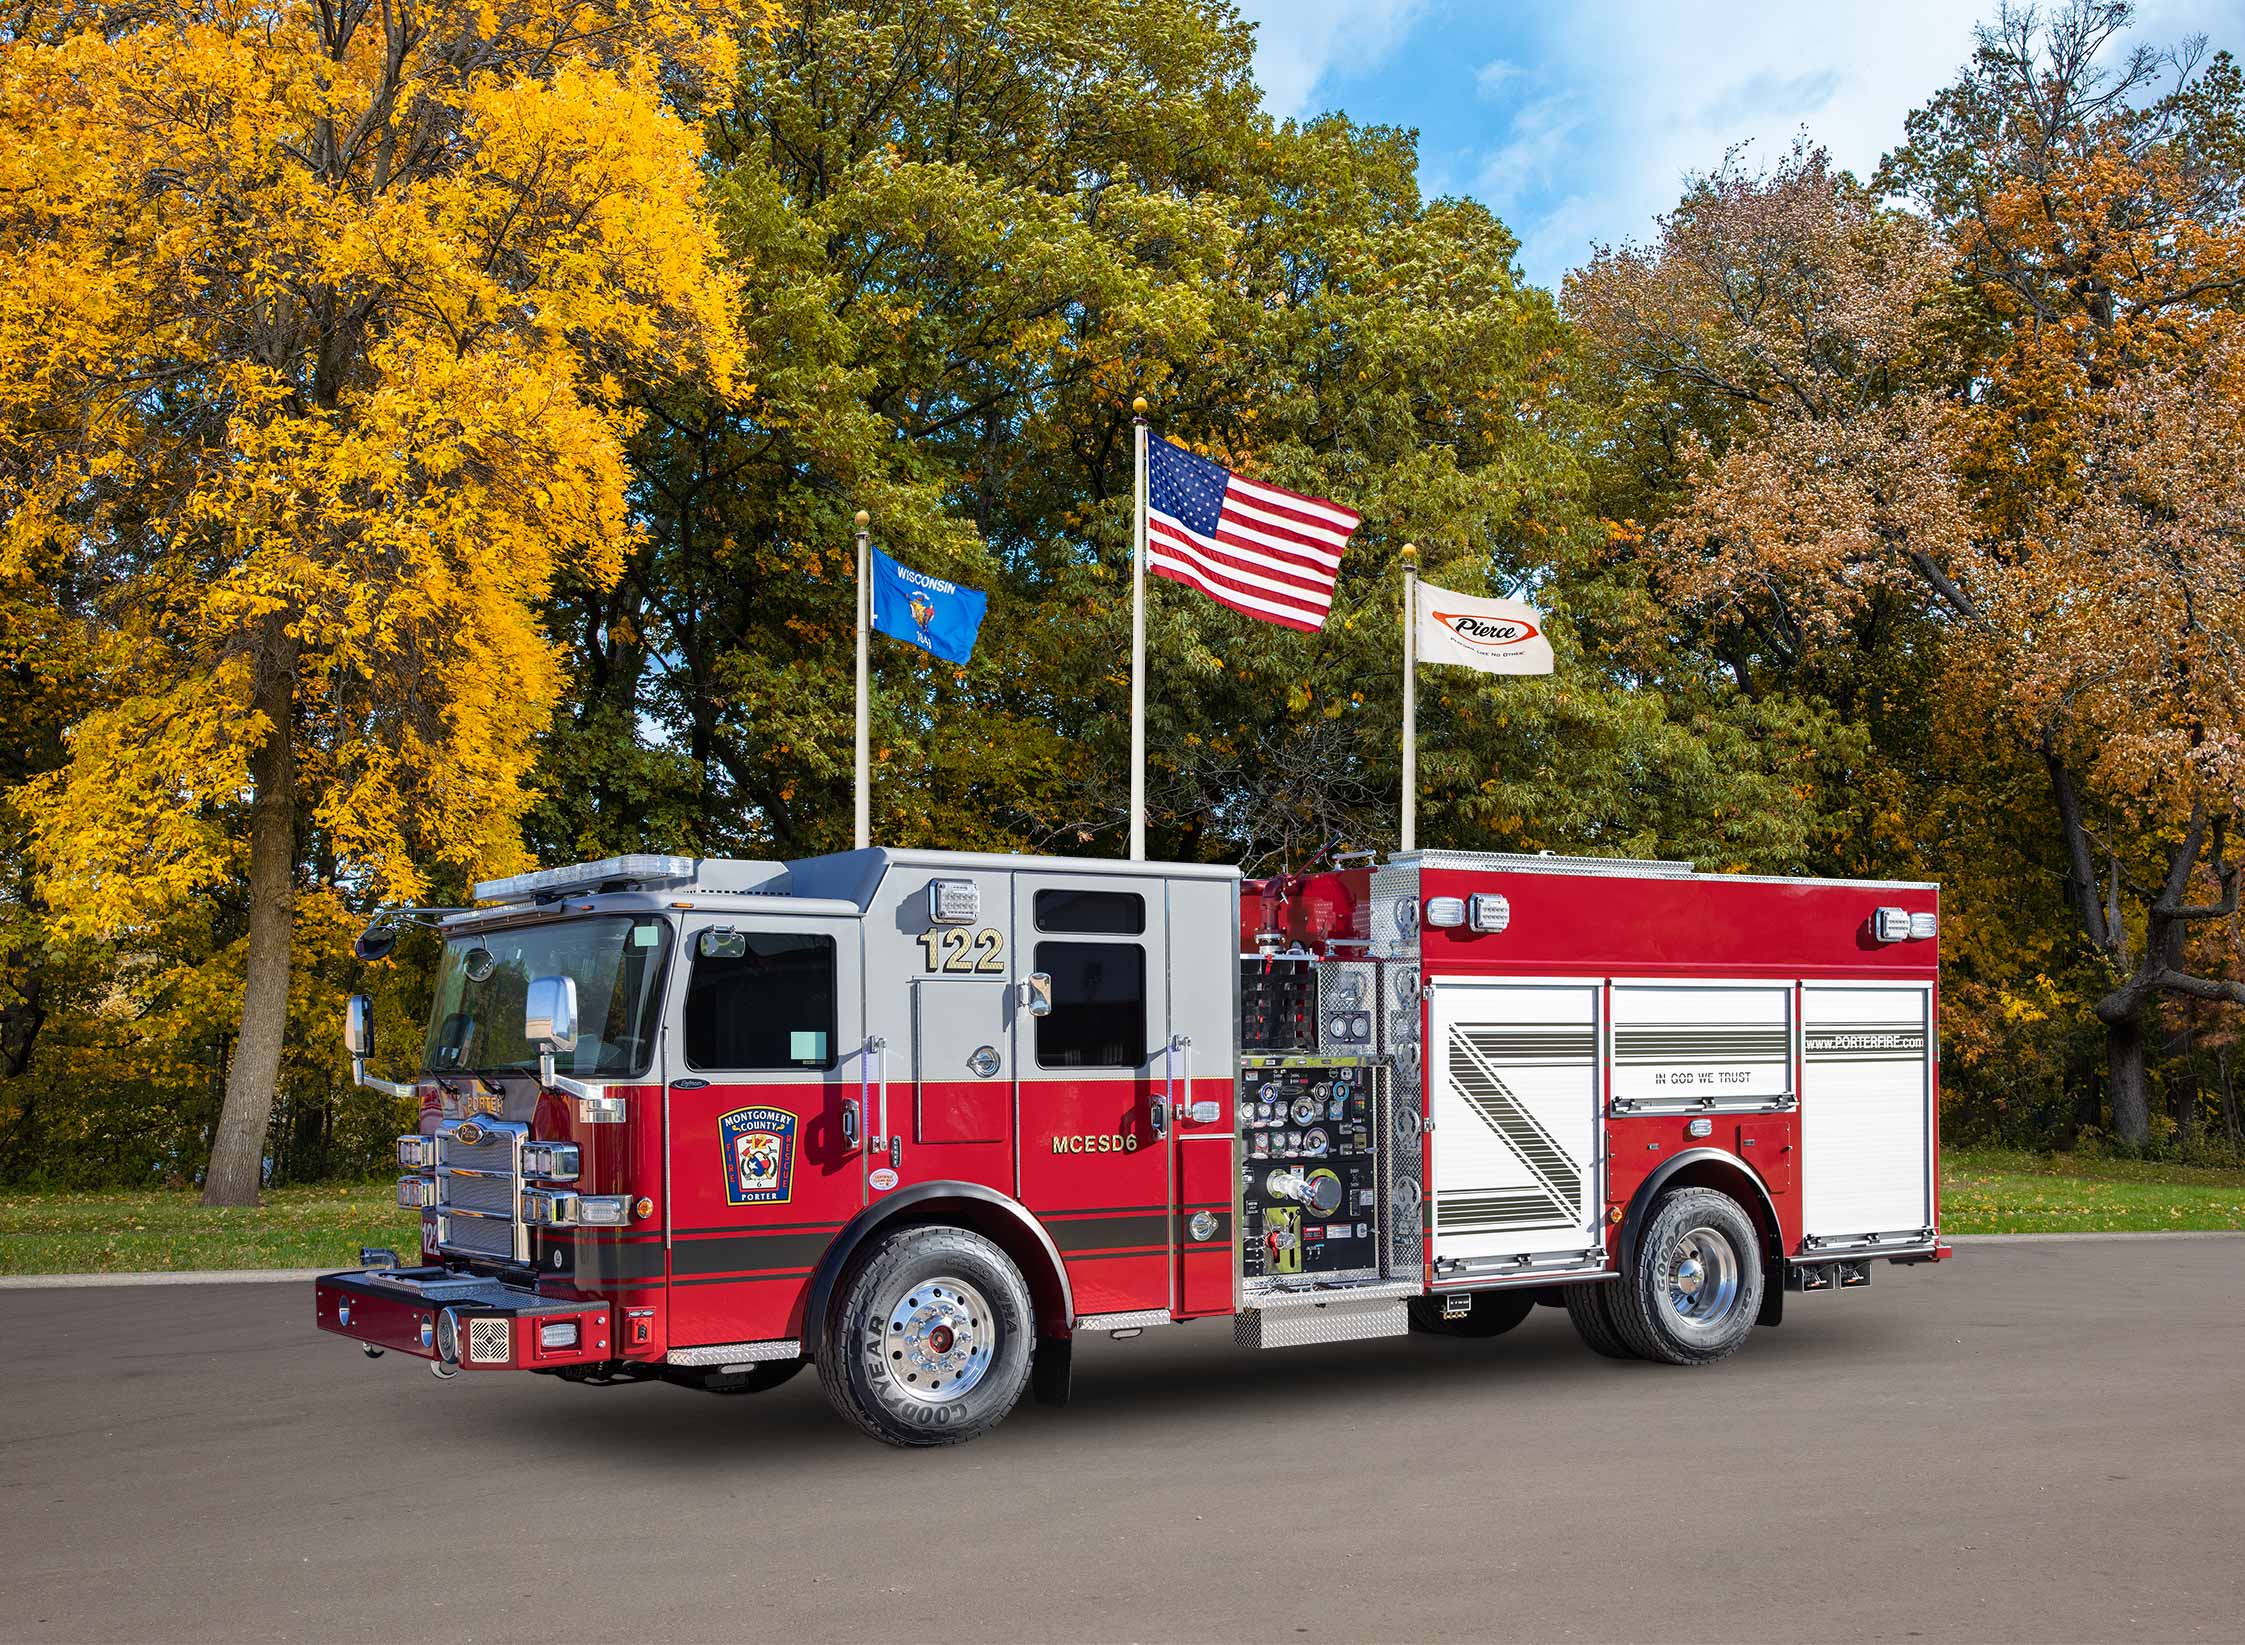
left=1609, top=981, right=1794, bottom=1114
left=1801, top=984, right=1934, bottom=1242
left=1427, top=980, right=1601, bottom=1265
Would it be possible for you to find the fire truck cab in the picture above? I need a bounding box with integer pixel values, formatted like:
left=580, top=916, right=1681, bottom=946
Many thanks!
left=317, top=846, right=1946, bottom=1446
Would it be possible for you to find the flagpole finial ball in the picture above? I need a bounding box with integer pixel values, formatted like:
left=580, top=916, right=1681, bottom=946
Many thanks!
left=855, top=510, right=869, bottom=529
left=1133, top=396, right=1148, bottom=416
left=1401, top=542, right=1417, bottom=560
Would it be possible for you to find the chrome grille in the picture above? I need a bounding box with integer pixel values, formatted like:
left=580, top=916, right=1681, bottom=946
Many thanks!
left=441, top=1172, right=516, bottom=1216
left=433, top=1120, right=527, bottom=1263
left=467, top=1317, right=513, bottom=1365
left=437, top=1213, right=516, bottom=1261
left=436, top=1130, right=513, bottom=1174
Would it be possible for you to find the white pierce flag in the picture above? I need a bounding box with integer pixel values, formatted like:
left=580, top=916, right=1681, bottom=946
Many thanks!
left=1414, top=580, right=1553, bottom=675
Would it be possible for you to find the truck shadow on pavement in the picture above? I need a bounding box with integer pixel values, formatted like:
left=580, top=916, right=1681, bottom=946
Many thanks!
left=468, top=1306, right=1900, bottom=1467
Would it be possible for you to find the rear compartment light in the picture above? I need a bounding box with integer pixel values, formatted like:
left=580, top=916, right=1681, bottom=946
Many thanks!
left=1424, top=896, right=1466, bottom=928
left=521, top=1188, right=632, bottom=1228
left=539, top=1321, right=580, bottom=1351
left=397, top=1134, right=433, bottom=1170
left=1909, top=912, right=1937, bottom=940
left=1467, top=892, right=1511, bottom=933
left=396, top=1175, right=435, bottom=1209
left=1873, top=906, right=1912, bottom=943
left=521, top=1141, right=581, bottom=1181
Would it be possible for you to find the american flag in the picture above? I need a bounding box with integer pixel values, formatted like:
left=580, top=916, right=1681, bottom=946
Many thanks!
left=1145, top=435, right=1359, bottom=632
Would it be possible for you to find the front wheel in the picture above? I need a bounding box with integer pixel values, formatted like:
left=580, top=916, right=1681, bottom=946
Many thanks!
left=1608, top=1187, right=1764, bottom=1366
left=817, top=1225, right=1033, bottom=1447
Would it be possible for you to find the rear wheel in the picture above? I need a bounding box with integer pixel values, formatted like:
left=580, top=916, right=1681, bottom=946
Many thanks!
left=817, top=1225, right=1033, bottom=1447
left=1608, top=1187, right=1763, bottom=1366
left=1563, top=1281, right=1639, bottom=1359
left=1408, top=1289, right=1536, bottom=1338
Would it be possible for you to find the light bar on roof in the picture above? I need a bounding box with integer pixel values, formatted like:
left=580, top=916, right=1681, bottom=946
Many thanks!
left=474, top=855, right=695, bottom=903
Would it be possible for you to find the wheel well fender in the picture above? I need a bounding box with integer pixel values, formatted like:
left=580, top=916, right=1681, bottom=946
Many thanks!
left=1619, top=1148, right=1784, bottom=1280
left=802, top=1181, right=1074, bottom=1352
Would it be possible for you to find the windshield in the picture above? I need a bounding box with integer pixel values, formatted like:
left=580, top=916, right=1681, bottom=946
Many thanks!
left=422, top=915, right=671, bottom=1079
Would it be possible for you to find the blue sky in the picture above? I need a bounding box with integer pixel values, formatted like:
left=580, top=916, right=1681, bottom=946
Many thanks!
left=1233, top=0, right=2245, bottom=293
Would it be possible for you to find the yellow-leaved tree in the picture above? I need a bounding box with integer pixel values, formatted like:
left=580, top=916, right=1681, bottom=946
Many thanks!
left=0, top=1, right=742, bottom=1202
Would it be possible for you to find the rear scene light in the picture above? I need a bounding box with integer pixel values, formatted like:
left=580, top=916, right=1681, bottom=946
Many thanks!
left=540, top=1321, right=580, bottom=1351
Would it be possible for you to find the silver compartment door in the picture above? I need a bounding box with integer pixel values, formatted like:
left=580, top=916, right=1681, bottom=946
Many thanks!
left=1800, top=983, right=1935, bottom=1242
left=1427, top=980, right=1602, bottom=1264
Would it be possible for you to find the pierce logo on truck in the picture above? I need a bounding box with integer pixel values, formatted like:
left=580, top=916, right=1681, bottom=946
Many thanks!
left=718, top=1107, right=796, bottom=1206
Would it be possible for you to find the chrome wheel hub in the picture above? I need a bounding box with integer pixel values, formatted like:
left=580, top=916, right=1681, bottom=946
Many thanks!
left=1663, top=1226, right=1741, bottom=1335
left=883, top=1275, right=994, bottom=1404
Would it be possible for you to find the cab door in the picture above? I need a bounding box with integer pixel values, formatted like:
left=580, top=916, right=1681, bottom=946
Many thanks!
left=1011, top=872, right=1174, bottom=1319
left=662, top=915, right=864, bottom=1348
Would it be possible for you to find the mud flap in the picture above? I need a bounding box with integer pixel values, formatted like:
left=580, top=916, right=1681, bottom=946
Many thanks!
left=1031, top=1336, right=1072, bottom=1406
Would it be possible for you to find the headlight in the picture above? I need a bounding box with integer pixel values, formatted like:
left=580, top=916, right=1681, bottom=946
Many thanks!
left=521, top=1188, right=630, bottom=1227
left=396, top=1175, right=435, bottom=1209
left=396, top=1134, right=433, bottom=1170
left=521, top=1141, right=581, bottom=1181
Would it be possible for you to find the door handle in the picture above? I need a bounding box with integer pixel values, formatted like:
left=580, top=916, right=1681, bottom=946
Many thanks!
left=864, top=1034, right=895, bottom=1167
left=841, top=1098, right=860, bottom=1148
left=1156, top=1032, right=1194, bottom=1137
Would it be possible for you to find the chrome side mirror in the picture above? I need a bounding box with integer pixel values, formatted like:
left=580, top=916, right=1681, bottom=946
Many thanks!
left=345, top=993, right=412, bottom=1099
left=1022, top=972, right=1053, bottom=1018
left=344, top=993, right=374, bottom=1059
left=524, top=975, right=579, bottom=1053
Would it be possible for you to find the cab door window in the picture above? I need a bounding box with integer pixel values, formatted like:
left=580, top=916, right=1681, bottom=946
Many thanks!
left=684, top=932, right=838, bottom=1070
left=1033, top=940, right=1147, bottom=1069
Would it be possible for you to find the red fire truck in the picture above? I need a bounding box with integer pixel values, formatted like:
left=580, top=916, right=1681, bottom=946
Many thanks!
left=317, top=846, right=1948, bottom=1445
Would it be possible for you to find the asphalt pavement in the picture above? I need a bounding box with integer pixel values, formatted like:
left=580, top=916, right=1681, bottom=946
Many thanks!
left=3, top=1237, right=2241, bottom=1643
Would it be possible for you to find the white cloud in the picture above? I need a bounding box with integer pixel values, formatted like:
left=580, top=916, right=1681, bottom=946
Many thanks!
left=1232, top=0, right=1427, bottom=120
left=1487, top=0, right=1989, bottom=286
left=1473, top=57, right=1523, bottom=98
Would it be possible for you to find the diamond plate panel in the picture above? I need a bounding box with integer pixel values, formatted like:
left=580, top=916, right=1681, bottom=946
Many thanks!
left=664, top=1338, right=803, bottom=1367
left=1232, top=1295, right=1407, bottom=1349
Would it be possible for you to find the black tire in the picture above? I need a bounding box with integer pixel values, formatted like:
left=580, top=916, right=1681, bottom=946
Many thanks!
left=816, top=1225, right=1033, bottom=1447
left=1607, top=1187, right=1764, bottom=1366
left=1407, top=1289, right=1536, bottom=1338
left=1562, top=1281, right=1639, bottom=1359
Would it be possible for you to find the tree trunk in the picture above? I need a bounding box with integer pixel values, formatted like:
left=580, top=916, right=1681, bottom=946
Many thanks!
left=2219, top=1049, right=2241, bottom=1150
left=2105, top=1011, right=2150, bottom=1148
left=201, top=632, right=299, bottom=1207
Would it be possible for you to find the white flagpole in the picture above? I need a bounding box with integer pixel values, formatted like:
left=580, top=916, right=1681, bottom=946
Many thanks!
left=1401, top=542, right=1418, bottom=853
left=1130, top=396, right=1149, bottom=861
left=854, top=508, right=871, bottom=851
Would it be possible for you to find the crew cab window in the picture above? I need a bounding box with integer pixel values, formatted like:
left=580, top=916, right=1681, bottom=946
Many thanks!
left=1033, top=941, right=1147, bottom=1069
left=1033, top=888, right=1146, bottom=934
left=684, top=932, right=837, bottom=1070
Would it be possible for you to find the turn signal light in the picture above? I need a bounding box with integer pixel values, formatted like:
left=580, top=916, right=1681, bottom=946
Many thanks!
left=521, top=1188, right=631, bottom=1228
left=396, top=1134, right=433, bottom=1170
left=396, top=1175, right=435, bottom=1209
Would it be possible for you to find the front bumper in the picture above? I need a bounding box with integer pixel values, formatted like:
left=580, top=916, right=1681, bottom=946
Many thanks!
left=315, top=1267, right=615, bottom=1370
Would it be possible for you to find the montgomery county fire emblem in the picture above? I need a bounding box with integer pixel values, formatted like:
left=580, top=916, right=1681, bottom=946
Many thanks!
left=718, top=1107, right=796, bottom=1206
